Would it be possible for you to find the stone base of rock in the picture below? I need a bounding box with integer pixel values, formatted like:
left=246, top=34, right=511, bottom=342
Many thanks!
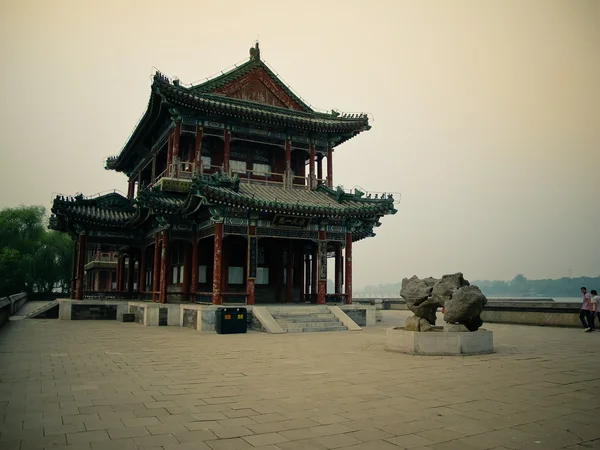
left=386, top=327, right=494, bottom=355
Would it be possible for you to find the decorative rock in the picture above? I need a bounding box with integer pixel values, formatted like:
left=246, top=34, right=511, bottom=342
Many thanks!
left=400, top=276, right=440, bottom=324
left=404, top=315, right=432, bottom=332
left=444, top=286, right=487, bottom=331
left=431, top=273, right=470, bottom=304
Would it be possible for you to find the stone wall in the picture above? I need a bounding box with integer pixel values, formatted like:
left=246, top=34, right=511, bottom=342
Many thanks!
left=182, top=309, right=197, bottom=329
left=71, top=303, right=118, bottom=320
left=130, top=305, right=144, bottom=324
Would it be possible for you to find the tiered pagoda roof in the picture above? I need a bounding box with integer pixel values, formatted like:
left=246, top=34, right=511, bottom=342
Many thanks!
left=107, top=44, right=371, bottom=174
left=50, top=174, right=397, bottom=242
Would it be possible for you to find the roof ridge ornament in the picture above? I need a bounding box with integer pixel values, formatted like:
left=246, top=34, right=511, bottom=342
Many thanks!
left=249, top=42, right=261, bottom=61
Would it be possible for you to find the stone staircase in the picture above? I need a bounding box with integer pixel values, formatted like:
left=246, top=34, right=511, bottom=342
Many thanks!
left=266, top=305, right=348, bottom=333
left=23, top=300, right=59, bottom=319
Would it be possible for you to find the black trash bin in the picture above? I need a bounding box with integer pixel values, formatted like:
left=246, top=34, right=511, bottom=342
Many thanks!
left=216, top=307, right=247, bottom=334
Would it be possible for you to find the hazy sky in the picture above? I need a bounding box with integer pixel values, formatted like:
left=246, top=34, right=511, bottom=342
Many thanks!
left=1, top=0, right=599, bottom=288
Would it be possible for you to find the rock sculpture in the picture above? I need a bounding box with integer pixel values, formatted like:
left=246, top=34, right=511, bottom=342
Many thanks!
left=400, top=273, right=487, bottom=332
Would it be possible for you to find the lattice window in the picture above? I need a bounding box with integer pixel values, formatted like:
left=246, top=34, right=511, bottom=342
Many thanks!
left=198, top=265, right=207, bottom=283
left=230, top=160, right=247, bottom=174
left=201, top=156, right=211, bottom=169
left=228, top=267, right=244, bottom=285
left=252, top=163, right=271, bottom=175
left=256, top=268, right=269, bottom=285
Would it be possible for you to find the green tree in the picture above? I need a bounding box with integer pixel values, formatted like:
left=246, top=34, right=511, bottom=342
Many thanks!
left=0, top=205, right=73, bottom=297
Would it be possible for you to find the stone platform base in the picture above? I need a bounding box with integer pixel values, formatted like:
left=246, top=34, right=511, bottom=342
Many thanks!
left=386, top=327, right=494, bottom=355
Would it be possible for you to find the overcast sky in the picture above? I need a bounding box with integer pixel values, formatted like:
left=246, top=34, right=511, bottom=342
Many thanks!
left=1, top=0, right=598, bottom=288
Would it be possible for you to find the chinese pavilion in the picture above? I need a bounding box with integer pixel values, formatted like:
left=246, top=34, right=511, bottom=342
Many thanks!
left=49, top=44, right=397, bottom=305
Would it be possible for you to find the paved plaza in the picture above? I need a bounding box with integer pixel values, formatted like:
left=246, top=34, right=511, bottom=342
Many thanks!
left=1, top=311, right=599, bottom=450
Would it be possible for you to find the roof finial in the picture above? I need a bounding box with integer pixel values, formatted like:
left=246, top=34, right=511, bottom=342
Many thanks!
left=249, top=41, right=260, bottom=61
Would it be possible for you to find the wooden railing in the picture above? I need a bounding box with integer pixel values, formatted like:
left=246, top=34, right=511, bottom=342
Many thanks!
left=151, top=162, right=327, bottom=191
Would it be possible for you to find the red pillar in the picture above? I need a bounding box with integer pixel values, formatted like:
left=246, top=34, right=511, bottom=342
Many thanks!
left=152, top=234, right=161, bottom=302
left=327, top=147, right=333, bottom=187
left=311, top=244, right=318, bottom=303
left=296, top=242, right=304, bottom=303
left=139, top=246, right=147, bottom=297
left=190, top=232, right=198, bottom=301
left=127, top=178, right=135, bottom=200
left=285, top=138, right=292, bottom=185
left=212, top=223, right=223, bottom=305
left=304, top=253, right=310, bottom=303
left=127, top=253, right=134, bottom=295
left=194, top=126, right=203, bottom=173
left=223, top=130, right=231, bottom=174
left=172, top=121, right=181, bottom=177
left=317, top=156, right=323, bottom=182
left=317, top=232, right=326, bottom=305
left=335, top=243, right=342, bottom=294
left=345, top=232, right=352, bottom=304
left=183, top=242, right=191, bottom=301
left=108, top=270, right=113, bottom=291
left=159, top=231, right=169, bottom=304
left=166, top=132, right=174, bottom=174
left=246, top=229, right=256, bottom=305
left=94, top=271, right=100, bottom=291
left=285, top=241, right=293, bottom=303
left=116, top=255, right=121, bottom=292
left=70, top=239, right=78, bottom=299
left=309, top=143, right=316, bottom=189
left=75, top=234, right=86, bottom=300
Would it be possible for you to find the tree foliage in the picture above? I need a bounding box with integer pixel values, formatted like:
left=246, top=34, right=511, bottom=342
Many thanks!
left=0, top=206, right=73, bottom=297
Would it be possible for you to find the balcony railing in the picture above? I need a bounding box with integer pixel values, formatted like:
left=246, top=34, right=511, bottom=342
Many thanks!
left=152, top=161, right=323, bottom=191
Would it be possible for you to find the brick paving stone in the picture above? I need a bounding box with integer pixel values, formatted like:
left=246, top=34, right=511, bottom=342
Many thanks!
left=205, top=437, right=253, bottom=450
left=243, top=432, right=289, bottom=446
left=1, top=313, right=600, bottom=450
left=66, top=430, right=110, bottom=445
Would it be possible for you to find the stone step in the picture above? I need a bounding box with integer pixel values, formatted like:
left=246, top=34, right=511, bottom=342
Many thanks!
left=279, top=321, right=343, bottom=329
left=24, top=300, right=59, bottom=319
left=266, top=307, right=329, bottom=314
left=270, top=314, right=335, bottom=321
left=283, top=325, right=348, bottom=333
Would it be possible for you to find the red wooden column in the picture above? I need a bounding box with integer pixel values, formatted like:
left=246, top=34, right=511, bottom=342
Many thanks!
left=190, top=231, right=198, bottom=301
left=212, top=223, right=223, bottom=305
left=285, top=241, right=293, bottom=303
left=182, top=242, right=191, bottom=301
left=317, top=155, right=323, bottom=182
left=75, top=234, right=87, bottom=300
left=108, top=270, right=113, bottom=291
left=304, top=253, right=310, bottom=303
left=309, top=142, right=316, bottom=189
left=127, top=253, right=135, bottom=295
left=115, top=255, right=121, bottom=292
left=327, top=146, right=333, bottom=187
left=127, top=178, right=135, bottom=199
left=166, top=132, right=174, bottom=173
left=159, top=231, right=169, bottom=304
left=284, top=138, right=292, bottom=186
left=334, top=243, right=343, bottom=294
left=194, top=125, right=203, bottom=174
left=70, top=239, right=78, bottom=299
left=317, top=231, right=327, bottom=305
left=223, top=130, right=231, bottom=174
left=172, top=121, right=181, bottom=177
left=94, top=271, right=100, bottom=291
left=139, top=246, right=147, bottom=297
left=311, top=244, right=318, bottom=303
left=345, top=232, right=353, bottom=304
left=246, top=226, right=257, bottom=305
left=296, top=242, right=304, bottom=303
left=152, top=234, right=161, bottom=302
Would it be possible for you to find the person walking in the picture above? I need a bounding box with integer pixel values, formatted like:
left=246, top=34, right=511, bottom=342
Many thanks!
left=591, top=289, right=599, bottom=330
left=579, top=287, right=594, bottom=332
